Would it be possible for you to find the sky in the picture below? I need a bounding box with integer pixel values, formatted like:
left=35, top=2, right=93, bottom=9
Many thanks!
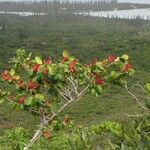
left=0, top=0, right=150, bottom=4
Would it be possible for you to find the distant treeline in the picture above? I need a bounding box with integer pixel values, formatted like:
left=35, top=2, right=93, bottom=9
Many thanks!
left=0, top=0, right=150, bottom=12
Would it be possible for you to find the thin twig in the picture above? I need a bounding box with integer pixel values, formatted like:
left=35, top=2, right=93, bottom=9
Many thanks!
left=124, top=113, right=144, bottom=117
left=24, top=102, right=70, bottom=150
left=55, top=87, right=71, bottom=102
left=131, top=82, right=146, bottom=93
left=66, top=76, right=78, bottom=94
left=124, top=82, right=149, bottom=112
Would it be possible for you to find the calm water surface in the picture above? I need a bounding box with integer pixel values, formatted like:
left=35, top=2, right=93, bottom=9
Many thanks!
left=0, top=8, right=150, bottom=20
left=0, top=11, right=45, bottom=16
left=76, top=8, right=150, bottom=20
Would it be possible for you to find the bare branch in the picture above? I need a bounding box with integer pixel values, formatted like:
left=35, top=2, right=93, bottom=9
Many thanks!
left=131, top=82, right=147, bottom=93
left=55, top=87, right=71, bottom=102
left=124, top=113, right=144, bottom=117
left=124, top=82, right=149, bottom=112
left=24, top=102, right=70, bottom=150
left=78, top=85, right=90, bottom=98
left=66, top=76, right=78, bottom=94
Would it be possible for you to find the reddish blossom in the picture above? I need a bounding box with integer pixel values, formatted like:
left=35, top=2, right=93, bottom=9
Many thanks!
left=102, top=59, right=108, bottom=66
left=27, top=80, right=38, bottom=90
left=91, top=72, right=104, bottom=86
left=1, top=70, right=10, bottom=81
left=44, top=58, right=52, bottom=65
left=18, top=97, right=25, bottom=105
left=43, top=131, right=51, bottom=139
left=17, top=79, right=25, bottom=88
left=63, top=117, right=70, bottom=127
left=12, top=76, right=17, bottom=81
left=108, top=55, right=115, bottom=63
left=95, top=76, right=104, bottom=85
left=32, top=64, right=40, bottom=72
left=91, top=72, right=98, bottom=77
left=124, top=63, right=132, bottom=72
left=42, top=68, right=49, bottom=76
left=61, top=56, right=68, bottom=64
left=69, top=60, right=76, bottom=73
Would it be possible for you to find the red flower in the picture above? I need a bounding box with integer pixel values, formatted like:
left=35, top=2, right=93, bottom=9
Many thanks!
left=18, top=97, right=25, bottom=105
left=91, top=72, right=98, bottom=77
left=32, top=64, right=40, bottom=72
left=61, top=56, right=68, bottom=64
left=63, top=117, right=70, bottom=127
left=27, top=80, right=38, bottom=90
left=95, top=76, right=104, bottom=85
left=108, top=55, right=115, bottom=63
left=1, top=70, right=10, bottom=81
left=69, top=60, right=76, bottom=73
left=44, top=58, right=52, bottom=65
left=124, top=63, right=132, bottom=72
left=17, top=79, right=25, bottom=88
left=102, top=59, right=108, bottom=66
left=43, top=68, right=49, bottom=76
left=12, top=76, right=17, bottom=81
left=43, top=131, right=51, bottom=139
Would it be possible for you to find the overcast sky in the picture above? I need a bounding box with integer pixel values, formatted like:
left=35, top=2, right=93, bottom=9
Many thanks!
left=0, top=0, right=150, bottom=4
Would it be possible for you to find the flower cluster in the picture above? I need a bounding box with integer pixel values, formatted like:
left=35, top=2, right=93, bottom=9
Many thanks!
left=0, top=50, right=134, bottom=113
left=1, top=70, right=11, bottom=81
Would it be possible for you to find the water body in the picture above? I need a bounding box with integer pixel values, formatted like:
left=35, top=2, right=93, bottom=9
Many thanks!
left=0, top=8, right=150, bottom=21
left=0, top=11, right=45, bottom=16
left=118, top=0, right=150, bottom=4
left=76, top=8, right=150, bottom=20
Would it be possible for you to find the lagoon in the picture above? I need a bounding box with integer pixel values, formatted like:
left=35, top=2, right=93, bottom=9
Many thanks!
left=0, top=11, right=45, bottom=16
left=75, top=8, right=150, bottom=20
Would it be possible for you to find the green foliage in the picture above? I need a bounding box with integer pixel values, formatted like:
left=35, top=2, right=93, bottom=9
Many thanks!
left=0, top=117, right=149, bottom=150
left=0, top=50, right=133, bottom=115
left=66, top=118, right=150, bottom=150
left=0, top=127, right=28, bottom=150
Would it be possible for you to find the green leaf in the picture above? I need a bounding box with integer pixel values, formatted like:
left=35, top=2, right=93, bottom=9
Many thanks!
left=25, top=97, right=33, bottom=106
left=91, top=88, right=96, bottom=95
left=10, top=69, right=15, bottom=76
left=35, top=56, right=42, bottom=65
left=96, top=86, right=103, bottom=94
left=96, top=62, right=104, bottom=70
left=122, top=54, right=129, bottom=61
left=54, top=74, right=63, bottom=80
left=69, top=56, right=76, bottom=61
left=146, top=83, right=150, bottom=92
left=48, top=66, right=55, bottom=76
left=0, top=99, right=4, bottom=104
left=63, top=51, right=69, bottom=58
left=110, top=71, right=116, bottom=77
left=35, top=94, right=45, bottom=101
left=19, top=104, right=24, bottom=110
